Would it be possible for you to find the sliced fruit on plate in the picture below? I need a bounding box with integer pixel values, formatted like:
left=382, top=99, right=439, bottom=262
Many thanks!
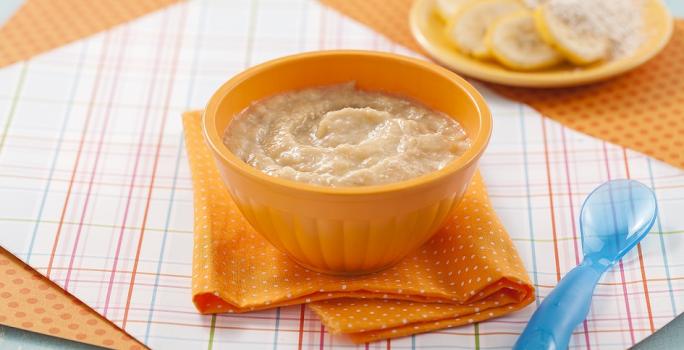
left=445, top=0, right=525, bottom=59
left=534, top=4, right=610, bottom=65
left=435, top=0, right=469, bottom=21
left=487, top=11, right=563, bottom=70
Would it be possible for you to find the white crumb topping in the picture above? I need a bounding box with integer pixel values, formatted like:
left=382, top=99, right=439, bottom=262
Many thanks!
left=543, top=0, right=644, bottom=58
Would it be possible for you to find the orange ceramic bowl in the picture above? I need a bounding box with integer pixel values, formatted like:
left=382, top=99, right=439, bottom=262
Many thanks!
left=203, top=51, right=491, bottom=275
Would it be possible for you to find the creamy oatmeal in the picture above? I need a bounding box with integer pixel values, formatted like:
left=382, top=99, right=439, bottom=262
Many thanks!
left=223, top=83, right=470, bottom=187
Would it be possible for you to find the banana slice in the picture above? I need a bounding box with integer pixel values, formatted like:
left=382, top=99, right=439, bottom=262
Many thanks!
left=486, top=11, right=563, bottom=70
left=533, top=4, right=609, bottom=65
left=446, top=0, right=525, bottom=59
left=435, top=0, right=469, bottom=21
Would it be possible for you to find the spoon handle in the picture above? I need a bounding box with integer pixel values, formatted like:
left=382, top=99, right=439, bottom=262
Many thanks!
left=513, top=261, right=606, bottom=350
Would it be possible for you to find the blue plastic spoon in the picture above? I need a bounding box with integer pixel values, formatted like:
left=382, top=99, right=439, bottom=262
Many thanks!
left=513, top=179, right=658, bottom=350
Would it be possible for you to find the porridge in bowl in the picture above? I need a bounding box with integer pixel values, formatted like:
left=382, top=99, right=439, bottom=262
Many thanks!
left=223, top=83, right=470, bottom=187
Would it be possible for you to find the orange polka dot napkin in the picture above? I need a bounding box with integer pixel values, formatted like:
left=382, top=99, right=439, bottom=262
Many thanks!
left=183, top=111, right=534, bottom=343
left=319, top=0, right=684, bottom=170
left=0, top=0, right=181, bottom=68
left=0, top=247, right=144, bottom=350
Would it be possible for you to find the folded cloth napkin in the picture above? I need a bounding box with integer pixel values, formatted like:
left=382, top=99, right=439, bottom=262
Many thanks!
left=183, top=111, right=535, bottom=343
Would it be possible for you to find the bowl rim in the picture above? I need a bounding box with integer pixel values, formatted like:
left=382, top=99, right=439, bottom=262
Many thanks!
left=202, top=50, right=492, bottom=196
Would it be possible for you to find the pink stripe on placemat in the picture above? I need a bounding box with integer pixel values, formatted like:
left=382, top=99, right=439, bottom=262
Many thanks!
left=122, top=3, right=188, bottom=328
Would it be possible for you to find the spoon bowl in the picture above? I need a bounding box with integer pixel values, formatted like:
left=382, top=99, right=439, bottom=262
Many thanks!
left=580, top=180, right=658, bottom=264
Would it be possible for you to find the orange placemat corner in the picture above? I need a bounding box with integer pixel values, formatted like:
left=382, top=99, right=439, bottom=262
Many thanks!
left=0, top=0, right=182, bottom=68
left=0, top=247, right=145, bottom=350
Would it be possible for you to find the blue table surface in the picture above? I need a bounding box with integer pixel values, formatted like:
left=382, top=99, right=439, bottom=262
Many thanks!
left=1, top=1, right=683, bottom=349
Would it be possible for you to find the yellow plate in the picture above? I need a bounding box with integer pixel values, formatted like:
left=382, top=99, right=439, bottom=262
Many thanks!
left=409, top=0, right=674, bottom=87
